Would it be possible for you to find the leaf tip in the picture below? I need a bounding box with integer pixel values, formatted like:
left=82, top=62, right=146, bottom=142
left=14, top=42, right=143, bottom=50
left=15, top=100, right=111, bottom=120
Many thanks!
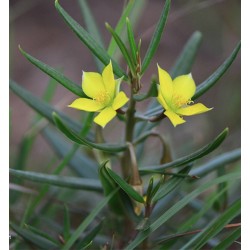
left=18, top=45, right=24, bottom=54
left=224, top=127, right=229, bottom=134
left=52, top=111, right=59, bottom=123
left=101, top=159, right=110, bottom=168
left=193, top=30, right=202, bottom=39
left=105, top=22, right=111, bottom=30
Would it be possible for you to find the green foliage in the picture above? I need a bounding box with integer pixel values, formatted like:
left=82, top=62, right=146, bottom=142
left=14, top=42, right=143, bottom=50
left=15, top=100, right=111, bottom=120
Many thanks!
left=140, top=128, right=229, bottom=173
left=141, top=0, right=171, bottom=74
left=193, top=41, right=241, bottom=100
left=106, top=166, right=145, bottom=203
left=10, top=0, right=240, bottom=249
left=179, top=199, right=240, bottom=250
left=9, top=168, right=102, bottom=192
left=53, top=112, right=127, bottom=152
left=106, top=23, right=136, bottom=76
left=54, top=0, right=127, bottom=79
left=125, top=172, right=240, bottom=249
left=19, top=47, right=85, bottom=97
left=10, top=223, right=60, bottom=249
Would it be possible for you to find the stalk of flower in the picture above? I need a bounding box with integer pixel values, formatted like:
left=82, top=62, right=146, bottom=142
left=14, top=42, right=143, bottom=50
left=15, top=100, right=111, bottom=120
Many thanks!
left=157, top=65, right=212, bottom=127
left=68, top=61, right=129, bottom=128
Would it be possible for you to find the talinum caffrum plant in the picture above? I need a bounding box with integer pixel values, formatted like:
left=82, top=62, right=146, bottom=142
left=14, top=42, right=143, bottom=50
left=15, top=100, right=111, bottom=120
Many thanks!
left=10, top=0, right=241, bottom=249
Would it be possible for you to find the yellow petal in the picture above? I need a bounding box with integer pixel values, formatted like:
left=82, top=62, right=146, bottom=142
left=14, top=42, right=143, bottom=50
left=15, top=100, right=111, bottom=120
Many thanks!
left=94, top=107, right=117, bottom=127
left=172, top=73, right=196, bottom=102
left=157, top=89, right=169, bottom=110
left=115, top=77, right=124, bottom=95
left=177, top=103, right=212, bottom=116
left=68, top=98, right=104, bottom=111
left=157, top=64, right=173, bottom=102
left=82, top=72, right=105, bottom=98
left=112, top=91, right=129, bottom=110
left=164, top=109, right=186, bottom=127
left=102, top=61, right=116, bottom=99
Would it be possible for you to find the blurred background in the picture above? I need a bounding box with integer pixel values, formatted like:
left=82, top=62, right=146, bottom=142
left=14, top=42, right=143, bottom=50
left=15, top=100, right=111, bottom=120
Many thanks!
left=9, top=0, right=240, bottom=172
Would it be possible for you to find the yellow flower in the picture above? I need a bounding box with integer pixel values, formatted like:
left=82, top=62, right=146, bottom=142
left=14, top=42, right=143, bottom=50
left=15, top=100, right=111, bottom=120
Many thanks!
left=157, top=65, right=212, bottom=127
left=68, top=61, right=129, bottom=127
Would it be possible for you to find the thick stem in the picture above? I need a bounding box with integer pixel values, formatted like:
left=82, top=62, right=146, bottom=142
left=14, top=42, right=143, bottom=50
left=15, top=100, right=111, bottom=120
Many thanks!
left=125, top=93, right=136, bottom=142
left=121, top=84, right=137, bottom=179
left=120, top=77, right=143, bottom=246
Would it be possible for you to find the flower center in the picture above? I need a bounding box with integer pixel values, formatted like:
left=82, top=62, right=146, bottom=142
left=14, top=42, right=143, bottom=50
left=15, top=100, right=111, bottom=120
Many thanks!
left=172, top=94, right=188, bottom=108
left=94, top=91, right=111, bottom=106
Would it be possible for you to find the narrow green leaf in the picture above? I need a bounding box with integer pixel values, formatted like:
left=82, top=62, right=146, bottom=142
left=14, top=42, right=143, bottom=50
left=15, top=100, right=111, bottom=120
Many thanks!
left=148, top=176, right=164, bottom=202
left=54, top=0, right=127, bottom=79
left=145, top=177, right=155, bottom=201
left=63, top=205, right=71, bottom=241
left=19, top=46, right=85, bottom=97
left=9, top=168, right=102, bottom=192
left=193, top=41, right=241, bottom=100
left=155, top=187, right=234, bottom=250
left=106, top=23, right=136, bottom=75
left=190, top=148, right=241, bottom=177
left=180, top=199, right=241, bottom=250
left=213, top=166, right=228, bottom=211
left=140, top=128, right=228, bottom=174
left=21, top=144, right=80, bottom=222
left=124, top=172, right=240, bottom=250
left=43, top=127, right=98, bottom=178
left=107, top=0, right=139, bottom=57
left=61, top=189, right=118, bottom=250
left=80, top=241, right=93, bottom=250
left=24, top=224, right=59, bottom=245
left=75, top=222, right=103, bottom=249
left=212, top=227, right=241, bottom=250
left=141, top=0, right=171, bottom=74
left=10, top=223, right=60, bottom=249
left=78, top=0, right=104, bottom=71
left=126, top=17, right=137, bottom=63
left=10, top=78, right=59, bottom=195
left=13, top=136, right=33, bottom=171
left=42, top=76, right=58, bottom=102
left=178, top=185, right=231, bottom=233
left=152, top=165, right=191, bottom=203
left=10, top=80, right=83, bottom=134
left=53, top=112, right=127, bottom=153
left=170, top=31, right=202, bottom=78
left=99, top=161, right=128, bottom=216
left=106, top=166, right=145, bottom=203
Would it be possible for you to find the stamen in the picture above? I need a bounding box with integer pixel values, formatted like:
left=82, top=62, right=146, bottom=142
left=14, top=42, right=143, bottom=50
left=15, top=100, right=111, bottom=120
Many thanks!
left=187, top=100, right=194, bottom=104
left=172, top=94, right=187, bottom=108
left=94, top=91, right=111, bottom=106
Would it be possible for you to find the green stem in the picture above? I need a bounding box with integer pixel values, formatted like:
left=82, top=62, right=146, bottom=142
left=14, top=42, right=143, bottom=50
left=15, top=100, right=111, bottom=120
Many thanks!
left=125, top=91, right=136, bottom=142
left=121, top=84, right=137, bottom=179
left=120, top=80, right=143, bottom=246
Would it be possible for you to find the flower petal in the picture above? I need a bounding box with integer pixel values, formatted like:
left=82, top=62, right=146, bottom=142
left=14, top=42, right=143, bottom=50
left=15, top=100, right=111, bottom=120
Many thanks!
left=157, top=64, right=173, bottom=102
left=102, top=61, right=116, bottom=98
left=94, top=107, right=117, bottom=127
left=164, top=109, right=186, bottom=127
left=82, top=72, right=105, bottom=98
left=177, top=103, right=212, bottom=116
left=112, top=91, right=129, bottom=110
left=157, top=89, right=169, bottom=110
left=173, top=73, right=196, bottom=102
left=115, top=77, right=124, bottom=95
left=68, top=98, right=105, bottom=111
